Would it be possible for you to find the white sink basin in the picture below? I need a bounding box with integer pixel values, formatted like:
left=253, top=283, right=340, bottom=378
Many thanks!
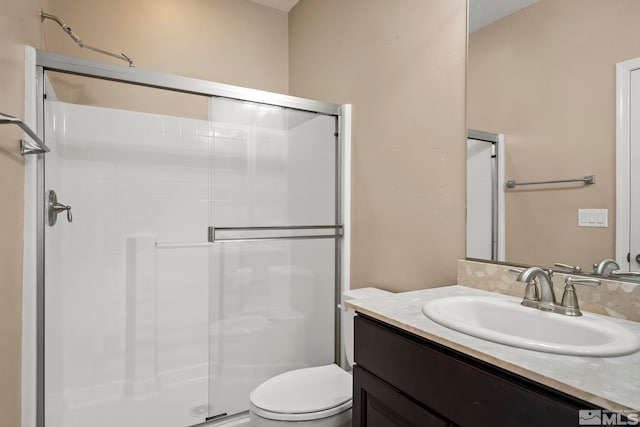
left=422, top=296, right=640, bottom=357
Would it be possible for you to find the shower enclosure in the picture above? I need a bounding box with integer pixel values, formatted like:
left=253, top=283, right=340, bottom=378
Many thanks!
left=466, top=129, right=504, bottom=262
left=28, top=50, right=348, bottom=427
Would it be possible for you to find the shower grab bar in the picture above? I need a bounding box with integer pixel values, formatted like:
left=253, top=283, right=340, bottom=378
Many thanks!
left=208, top=225, right=343, bottom=243
left=0, top=112, right=50, bottom=155
left=506, top=175, right=595, bottom=189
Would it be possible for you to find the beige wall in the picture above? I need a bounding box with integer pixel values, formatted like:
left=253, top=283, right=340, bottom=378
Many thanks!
left=289, top=0, right=467, bottom=292
left=1, top=0, right=468, bottom=421
left=0, top=0, right=42, bottom=424
left=44, top=0, right=289, bottom=93
left=468, top=0, right=640, bottom=269
left=42, top=0, right=289, bottom=117
left=0, top=0, right=288, bottom=423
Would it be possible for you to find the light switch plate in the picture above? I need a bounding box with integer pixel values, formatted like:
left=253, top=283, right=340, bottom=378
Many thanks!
left=578, top=209, right=608, bottom=227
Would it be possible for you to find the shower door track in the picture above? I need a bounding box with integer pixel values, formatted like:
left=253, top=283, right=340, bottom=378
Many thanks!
left=32, top=49, right=346, bottom=427
left=35, top=50, right=340, bottom=115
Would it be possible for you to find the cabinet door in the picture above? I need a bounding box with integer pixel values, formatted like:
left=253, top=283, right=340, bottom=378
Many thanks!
left=353, top=366, right=449, bottom=427
left=355, top=315, right=592, bottom=427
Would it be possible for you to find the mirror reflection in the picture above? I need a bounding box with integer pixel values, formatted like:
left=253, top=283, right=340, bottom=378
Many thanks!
left=466, top=0, right=640, bottom=280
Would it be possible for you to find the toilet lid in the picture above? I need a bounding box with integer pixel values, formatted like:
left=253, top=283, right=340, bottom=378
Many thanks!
left=250, top=364, right=352, bottom=419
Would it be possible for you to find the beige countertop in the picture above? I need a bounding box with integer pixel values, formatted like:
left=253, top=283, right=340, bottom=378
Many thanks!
left=346, top=285, right=640, bottom=414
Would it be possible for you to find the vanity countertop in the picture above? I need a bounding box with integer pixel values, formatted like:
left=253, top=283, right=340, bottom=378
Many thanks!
left=346, top=285, right=640, bottom=413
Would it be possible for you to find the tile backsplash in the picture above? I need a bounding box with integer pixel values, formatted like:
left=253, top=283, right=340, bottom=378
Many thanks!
left=458, top=259, right=640, bottom=322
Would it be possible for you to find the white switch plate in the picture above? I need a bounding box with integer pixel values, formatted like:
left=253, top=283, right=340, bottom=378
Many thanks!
left=578, top=209, right=608, bottom=227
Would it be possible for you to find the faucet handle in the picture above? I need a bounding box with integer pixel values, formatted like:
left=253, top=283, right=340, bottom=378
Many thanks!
left=611, top=270, right=640, bottom=277
left=560, top=277, right=601, bottom=316
left=554, top=262, right=582, bottom=273
left=565, top=277, right=601, bottom=287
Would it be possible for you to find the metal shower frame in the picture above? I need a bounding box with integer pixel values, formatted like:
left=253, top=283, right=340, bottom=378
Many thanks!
left=468, top=129, right=500, bottom=261
left=32, top=49, right=346, bottom=427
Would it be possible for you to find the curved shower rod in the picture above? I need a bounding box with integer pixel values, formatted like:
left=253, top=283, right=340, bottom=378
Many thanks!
left=40, top=10, right=134, bottom=67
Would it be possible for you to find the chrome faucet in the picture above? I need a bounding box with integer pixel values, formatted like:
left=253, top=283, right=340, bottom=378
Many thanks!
left=593, top=258, right=620, bottom=275
left=592, top=258, right=640, bottom=278
left=514, top=267, right=601, bottom=316
left=516, top=267, right=557, bottom=311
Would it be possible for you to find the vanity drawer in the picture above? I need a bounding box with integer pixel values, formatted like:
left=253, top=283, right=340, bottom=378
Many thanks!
left=354, top=315, right=593, bottom=427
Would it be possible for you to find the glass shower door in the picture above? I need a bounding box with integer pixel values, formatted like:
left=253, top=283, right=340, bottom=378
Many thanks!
left=43, top=73, right=212, bottom=427
left=207, top=98, right=340, bottom=419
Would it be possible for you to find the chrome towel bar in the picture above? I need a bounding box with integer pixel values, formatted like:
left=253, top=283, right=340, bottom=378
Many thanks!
left=0, top=112, right=50, bottom=155
left=506, top=175, right=595, bottom=189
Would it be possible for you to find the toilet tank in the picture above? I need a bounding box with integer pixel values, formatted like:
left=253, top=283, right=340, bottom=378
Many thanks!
left=341, top=287, right=393, bottom=368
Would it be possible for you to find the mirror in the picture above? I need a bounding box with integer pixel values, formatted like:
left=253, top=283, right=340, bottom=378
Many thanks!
left=466, top=0, right=640, bottom=280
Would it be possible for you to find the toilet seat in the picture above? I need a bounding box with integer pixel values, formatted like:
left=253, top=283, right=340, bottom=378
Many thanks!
left=249, top=364, right=352, bottom=422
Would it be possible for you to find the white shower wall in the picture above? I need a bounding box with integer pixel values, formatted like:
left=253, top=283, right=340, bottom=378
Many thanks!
left=44, top=97, right=337, bottom=426
left=45, top=100, right=211, bottom=426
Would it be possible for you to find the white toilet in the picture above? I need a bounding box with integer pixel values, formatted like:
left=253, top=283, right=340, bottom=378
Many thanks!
left=249, top=287, right=393, bottom=427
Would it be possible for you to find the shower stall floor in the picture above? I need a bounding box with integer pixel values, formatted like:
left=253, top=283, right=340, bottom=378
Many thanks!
left=59, top=376, right=210, bottom=427
left=57, top=376, right=246, bottom=427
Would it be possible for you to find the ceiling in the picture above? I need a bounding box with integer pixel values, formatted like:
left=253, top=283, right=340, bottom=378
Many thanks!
left=250, top=0, right=300, bottom=12
left=249, top=0, right=539, bottom=32
left=469, top=0, right=539, bottom=32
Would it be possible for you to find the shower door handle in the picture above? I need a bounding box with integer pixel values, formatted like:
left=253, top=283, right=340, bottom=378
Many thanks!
left=48, top=190, right=73, bottom=226
left=208, top=225, right=343, bottom=243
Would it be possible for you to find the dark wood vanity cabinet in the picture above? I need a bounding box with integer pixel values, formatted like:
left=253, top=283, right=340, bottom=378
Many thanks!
left=353, top=315, right=600, bottom=427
